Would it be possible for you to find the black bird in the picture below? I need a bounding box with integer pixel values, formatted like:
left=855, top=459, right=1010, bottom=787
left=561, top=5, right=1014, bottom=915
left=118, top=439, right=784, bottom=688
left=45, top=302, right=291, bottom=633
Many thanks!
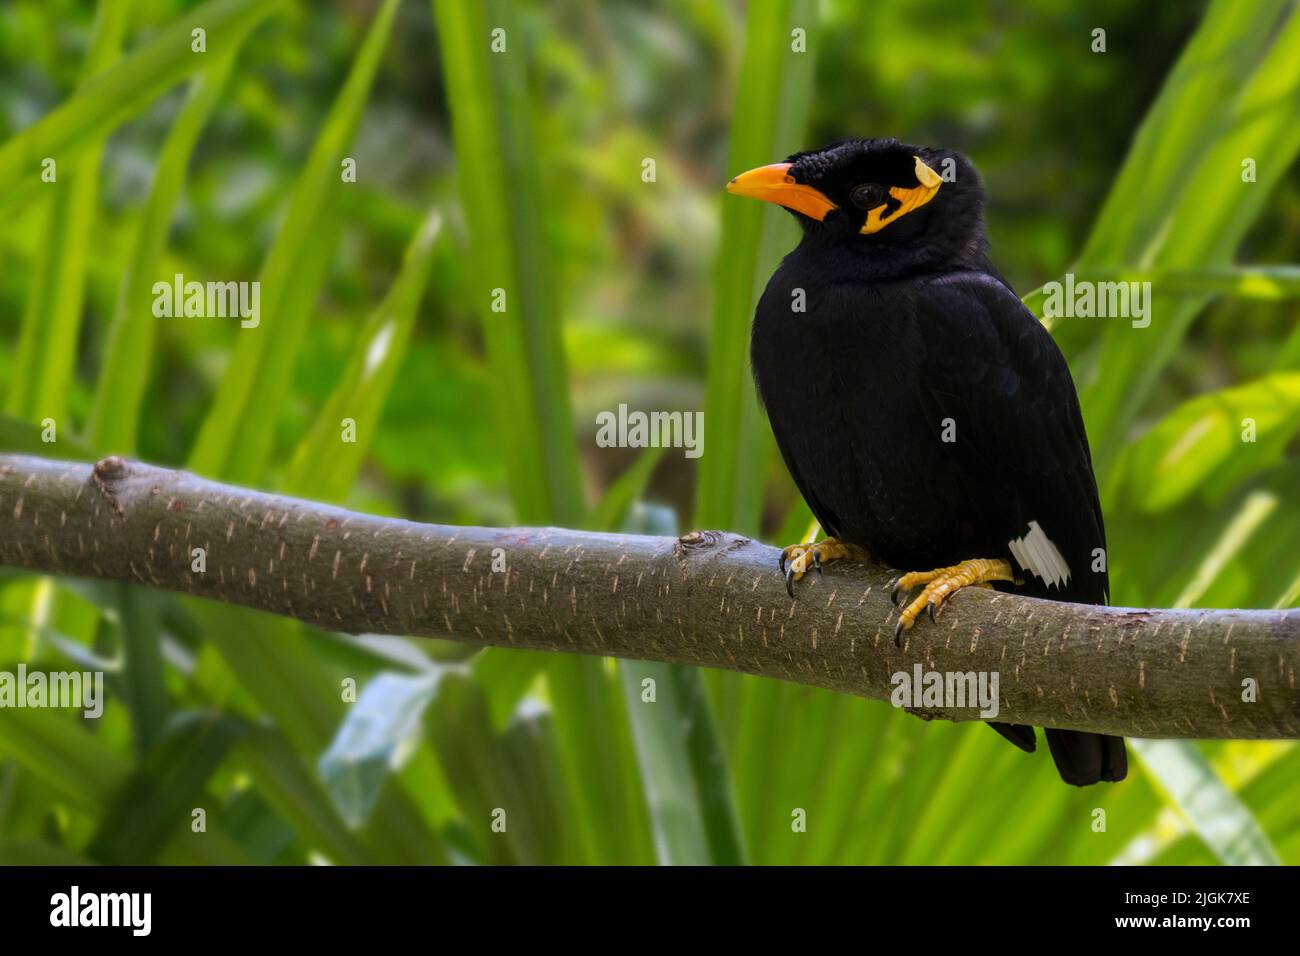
left=727, top=138, right=1126, bottom=786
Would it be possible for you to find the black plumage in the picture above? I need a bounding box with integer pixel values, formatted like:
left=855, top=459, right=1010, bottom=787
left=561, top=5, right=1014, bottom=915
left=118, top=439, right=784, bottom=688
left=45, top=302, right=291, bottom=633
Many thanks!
left=733, top=139, right=1126, bottom=786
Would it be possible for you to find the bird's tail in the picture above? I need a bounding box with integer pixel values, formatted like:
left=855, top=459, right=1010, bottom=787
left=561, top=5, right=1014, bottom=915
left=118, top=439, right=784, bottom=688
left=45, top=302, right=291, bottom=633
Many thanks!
left=1044, top=729, right=1127, bottom=786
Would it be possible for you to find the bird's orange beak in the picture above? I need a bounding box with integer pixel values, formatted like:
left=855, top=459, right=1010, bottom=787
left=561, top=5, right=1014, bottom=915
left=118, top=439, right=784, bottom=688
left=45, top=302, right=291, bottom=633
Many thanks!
left=726, top=163, right=837, bottom=221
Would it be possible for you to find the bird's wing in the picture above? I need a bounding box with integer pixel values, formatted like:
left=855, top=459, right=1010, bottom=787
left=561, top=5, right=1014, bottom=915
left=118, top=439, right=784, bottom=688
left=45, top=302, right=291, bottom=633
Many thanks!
left=909, top=271, right=1108, bottom=604
left=914, top=272, right=1125, bottom=786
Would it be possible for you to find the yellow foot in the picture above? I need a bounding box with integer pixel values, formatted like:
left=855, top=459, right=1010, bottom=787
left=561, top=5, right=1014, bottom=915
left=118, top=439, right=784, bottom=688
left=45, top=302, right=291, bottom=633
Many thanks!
left=779, top=538, right=864, bottom=597
left=891, top=558, right=1020, bottom=644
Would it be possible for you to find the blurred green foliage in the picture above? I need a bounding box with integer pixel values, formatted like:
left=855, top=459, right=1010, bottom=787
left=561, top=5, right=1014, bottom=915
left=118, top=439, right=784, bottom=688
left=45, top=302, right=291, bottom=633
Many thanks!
left=0, top=0, right=1297, bottom=865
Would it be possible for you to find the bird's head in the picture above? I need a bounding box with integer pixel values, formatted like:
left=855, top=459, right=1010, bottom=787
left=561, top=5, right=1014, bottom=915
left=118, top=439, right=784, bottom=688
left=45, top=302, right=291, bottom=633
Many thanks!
left=726, top=139, right=986, bottom=269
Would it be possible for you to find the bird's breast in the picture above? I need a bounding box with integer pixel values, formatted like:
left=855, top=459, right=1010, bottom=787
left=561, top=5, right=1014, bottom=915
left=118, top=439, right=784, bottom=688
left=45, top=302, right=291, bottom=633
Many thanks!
left=752, top=276, right=984, bottom=564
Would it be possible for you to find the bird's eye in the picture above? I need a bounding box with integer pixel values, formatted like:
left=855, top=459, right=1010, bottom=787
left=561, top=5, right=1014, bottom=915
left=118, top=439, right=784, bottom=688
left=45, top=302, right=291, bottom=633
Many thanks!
left=850, top=183, right=886, bottom=210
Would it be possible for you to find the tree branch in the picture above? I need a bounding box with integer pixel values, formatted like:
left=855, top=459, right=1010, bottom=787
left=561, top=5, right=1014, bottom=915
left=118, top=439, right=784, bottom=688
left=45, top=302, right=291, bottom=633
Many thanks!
left=1, top=453, right=1297, bottom=738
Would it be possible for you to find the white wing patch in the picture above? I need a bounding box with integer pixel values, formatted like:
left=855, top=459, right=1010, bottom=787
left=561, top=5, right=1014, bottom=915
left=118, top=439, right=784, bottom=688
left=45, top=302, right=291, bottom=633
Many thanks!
left=1008, top=520, right=1071, bottom=590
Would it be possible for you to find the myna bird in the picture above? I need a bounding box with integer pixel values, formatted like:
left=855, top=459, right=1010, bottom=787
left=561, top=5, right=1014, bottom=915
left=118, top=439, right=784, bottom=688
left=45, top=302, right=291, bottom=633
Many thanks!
left=727, top=138, right=1126, bottom=786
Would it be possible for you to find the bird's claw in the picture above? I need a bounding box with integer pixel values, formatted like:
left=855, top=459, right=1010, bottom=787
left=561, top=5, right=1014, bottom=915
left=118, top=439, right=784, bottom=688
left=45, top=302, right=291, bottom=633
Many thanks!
left=892, top=597, right=938, bottom=645
left=890, top=558, right=1016, bottom=644
left=778, top=538, right=856, bottom=599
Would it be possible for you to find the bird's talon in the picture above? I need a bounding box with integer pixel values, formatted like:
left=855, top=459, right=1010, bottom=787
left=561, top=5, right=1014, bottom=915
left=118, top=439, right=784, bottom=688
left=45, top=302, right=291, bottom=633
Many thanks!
left=776, top=538, right=857, bottom=598
left=890, top=558, right=1015, bottom=639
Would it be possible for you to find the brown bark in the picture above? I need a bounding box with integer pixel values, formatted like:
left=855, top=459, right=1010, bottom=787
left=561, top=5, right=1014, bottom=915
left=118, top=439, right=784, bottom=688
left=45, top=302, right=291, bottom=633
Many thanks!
left=1, top=453, right=1297, bottom=738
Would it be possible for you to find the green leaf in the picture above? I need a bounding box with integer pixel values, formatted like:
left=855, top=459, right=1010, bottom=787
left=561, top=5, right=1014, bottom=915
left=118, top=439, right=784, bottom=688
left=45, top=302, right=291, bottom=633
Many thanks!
left=237, top=725, right=371, bottom=866
left=495, top=703, right=586, bottom=864
left=428, top=672, right=582, bottom=865
left=88, top=52, right=243, bottom=454
left=190, top=602, right=448, bottom=864
left=1142, top=744, right=1299, bottom=863
left=1170, top=490, right=1278, bottom=609
left=0, top=0, right=285, bottom=217
left=0, top=840, right=95, bottom=866
left=694, top=0, right=817, bottom=534
left=1023, top=265, right=1300, bottom=318
left=282, top=208, right=444, bottom=501
left=1117, top=373, right=1300, bottom=512
left=545, top=656, right=655, bottom=863
left=587, top=445, right=665, bottom=532
left=433, top=0, right=659, bottom=867
left=1132, top=739, right=1281, bottom=865
left=1107, top=467, right=1300, bottom=611
left=0, top=415, right=92, bottom=459
left=190, top=603, right=342, bottom=755
left=0, top=699, right=129, bottom=810
left=471, top=647, right=549, bottom=731
left=215, top=788, right=297, bottom=863
left=5, top=0, right=131, bottom=422
left=431, top=0, right=583, bottom=526
left=318, top=669, right=447, bottom=828
left=1072, top=5, right=1300, bottom=468
left=620, top=662, right=745, bottom=864
left=188, top=0, right=402, bottom=484
left=618, top=499, right=746, bottom=864
left=156, top=827, right=257, bottom=865
left=772, top=504, right=818, bottom=551
left=89, top=710, right=245, bottom=864
left=1074, top=0, right=1292, bottom=271
left=427, top=673, right=515, bottom=864
left=114, top=583, right=169, bottom=755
